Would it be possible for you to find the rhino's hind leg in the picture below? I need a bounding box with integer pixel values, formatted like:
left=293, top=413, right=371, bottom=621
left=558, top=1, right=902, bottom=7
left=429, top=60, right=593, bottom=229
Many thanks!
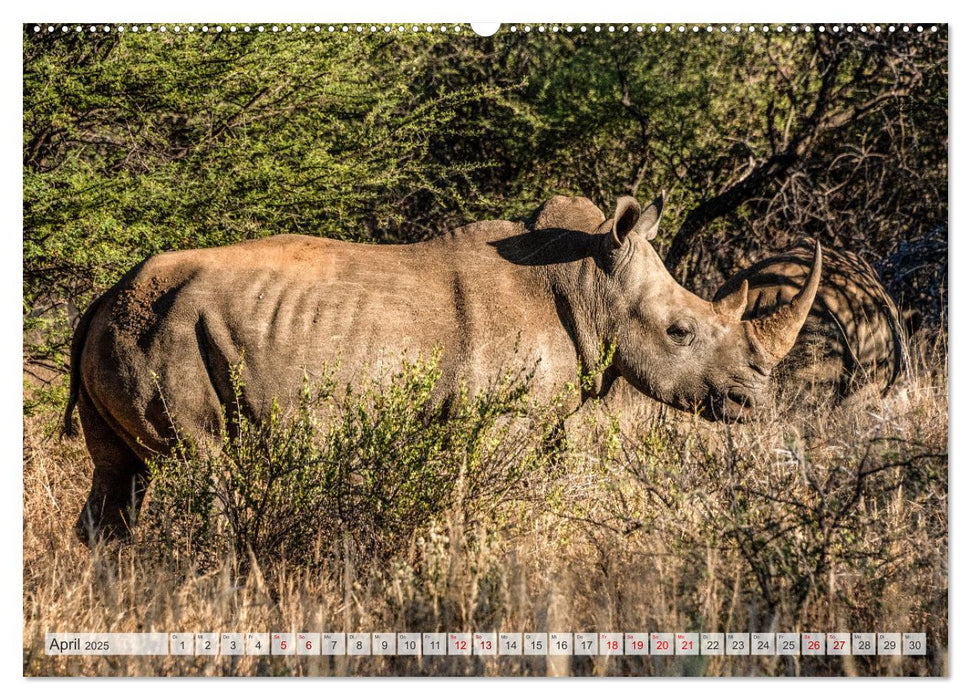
left=74, top=395, right=150, bottom=544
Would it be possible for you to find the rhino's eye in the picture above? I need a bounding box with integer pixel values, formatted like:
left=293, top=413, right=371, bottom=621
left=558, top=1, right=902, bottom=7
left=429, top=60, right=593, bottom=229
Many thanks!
left=666, top=320, right=695, bottom=346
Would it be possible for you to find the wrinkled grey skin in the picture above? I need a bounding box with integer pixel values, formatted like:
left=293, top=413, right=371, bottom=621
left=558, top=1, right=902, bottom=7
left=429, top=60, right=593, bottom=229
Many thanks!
left=65, top=194, right=817, bottom=541
left=714, top=240, right=909, bottom=399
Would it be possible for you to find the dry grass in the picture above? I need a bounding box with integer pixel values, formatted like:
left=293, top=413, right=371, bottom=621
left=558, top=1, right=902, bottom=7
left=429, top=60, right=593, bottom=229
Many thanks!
left=22, top=335, right=948, bottom=677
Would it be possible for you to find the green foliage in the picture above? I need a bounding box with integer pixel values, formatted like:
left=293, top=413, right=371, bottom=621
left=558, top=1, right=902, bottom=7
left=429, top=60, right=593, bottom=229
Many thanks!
left=142, top=354, right=565, bottom=571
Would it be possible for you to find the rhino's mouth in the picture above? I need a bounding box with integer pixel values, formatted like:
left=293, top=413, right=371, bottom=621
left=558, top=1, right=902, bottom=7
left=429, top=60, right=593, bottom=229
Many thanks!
left=726, top=388, right=754, bottom=409
left=704, top=386, right=758, bottom=422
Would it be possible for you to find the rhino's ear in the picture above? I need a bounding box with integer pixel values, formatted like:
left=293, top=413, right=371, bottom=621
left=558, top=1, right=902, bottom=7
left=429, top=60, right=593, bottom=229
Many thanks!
left=632, top=191, right=664, bottom=241
left=609, top=196, right=643, bottom=249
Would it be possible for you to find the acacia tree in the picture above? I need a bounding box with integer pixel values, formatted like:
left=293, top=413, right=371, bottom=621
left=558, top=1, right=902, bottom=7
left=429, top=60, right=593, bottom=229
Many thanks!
left=662, top=29, right=947, bottom=296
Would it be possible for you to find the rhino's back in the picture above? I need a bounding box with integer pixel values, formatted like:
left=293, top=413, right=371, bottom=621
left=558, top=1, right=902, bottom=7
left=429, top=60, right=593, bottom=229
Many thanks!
left=91, top=234, right=455, bottom=365
left=716, top=241, right=908, bottom=397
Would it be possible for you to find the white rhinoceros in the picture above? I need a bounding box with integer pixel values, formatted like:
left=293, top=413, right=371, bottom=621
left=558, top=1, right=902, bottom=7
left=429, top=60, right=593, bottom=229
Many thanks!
left=64, top=193, right=820, bottom=540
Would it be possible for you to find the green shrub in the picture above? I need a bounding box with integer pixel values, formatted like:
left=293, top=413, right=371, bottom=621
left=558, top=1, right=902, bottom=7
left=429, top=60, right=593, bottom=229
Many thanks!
left=142, top=354, right=567, bottom=572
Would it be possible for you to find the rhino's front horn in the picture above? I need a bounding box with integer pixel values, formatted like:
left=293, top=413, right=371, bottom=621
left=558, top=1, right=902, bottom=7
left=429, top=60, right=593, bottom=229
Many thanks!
left=747, top=240, right=823, bottom=362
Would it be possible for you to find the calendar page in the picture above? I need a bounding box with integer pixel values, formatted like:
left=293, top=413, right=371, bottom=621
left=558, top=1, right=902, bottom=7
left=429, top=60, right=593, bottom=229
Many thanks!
left=22, top=18, right=948, bottom=678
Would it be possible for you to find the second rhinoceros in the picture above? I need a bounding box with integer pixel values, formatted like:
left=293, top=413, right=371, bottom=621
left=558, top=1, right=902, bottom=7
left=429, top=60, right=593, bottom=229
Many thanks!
left=64, top=193, right=821, bottom=540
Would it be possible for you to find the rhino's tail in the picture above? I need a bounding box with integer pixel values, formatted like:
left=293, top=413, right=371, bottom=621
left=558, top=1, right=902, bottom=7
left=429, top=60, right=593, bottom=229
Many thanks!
left=62, top=294, right=105, bottom=437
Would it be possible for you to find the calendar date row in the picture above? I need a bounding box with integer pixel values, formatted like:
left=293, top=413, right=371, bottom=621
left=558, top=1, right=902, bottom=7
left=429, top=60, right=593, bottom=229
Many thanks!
left=46, top=632, right=926, bottom=656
